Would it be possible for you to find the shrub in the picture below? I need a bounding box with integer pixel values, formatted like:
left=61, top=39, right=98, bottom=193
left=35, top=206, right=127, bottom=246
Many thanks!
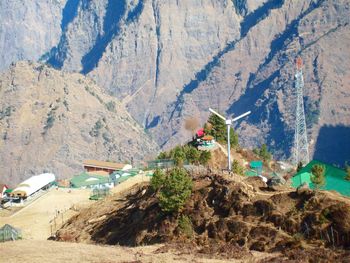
left=178, top=215, right=193, bottom=238
left=254, top=144, right=272, bottom=162
left=150, top=169, right=166, bottom=191
left=311, top=164, right=325, bottom=190
left=43, top=110, right=55, bottom=133
left=232, top=160, right=245, bottom=175
left=172, top=146, right=186, bottom=166
left=157, top=167, right=192, bottom=213
left=89, top=120, right=103, bottom=137
left=157, top=151, right=169, bottom=160
left=184, top=146, right=200, bottom=164
left=106, top=101, right=116, bottom=112
left=199, top=150, right=211, bottom=165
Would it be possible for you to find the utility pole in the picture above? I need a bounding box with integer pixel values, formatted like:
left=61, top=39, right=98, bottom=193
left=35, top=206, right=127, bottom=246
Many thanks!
left=293, top=57, right=310, bottom=165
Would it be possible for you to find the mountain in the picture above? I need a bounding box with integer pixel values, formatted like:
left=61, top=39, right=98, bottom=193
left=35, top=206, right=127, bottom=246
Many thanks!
left=1, top=0, right=349, bottom=165
left=0, top=61, right=158, bottom=185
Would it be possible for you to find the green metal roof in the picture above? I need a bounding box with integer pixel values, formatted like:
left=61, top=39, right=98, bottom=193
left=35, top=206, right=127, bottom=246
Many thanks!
left=110, top=170, right=140, bottom=184
left=250, top=161, right=263, bottom=169
left=292, top=160, right=350, bottom=196
left=245, top=170, right=258, bottom=177
left=70, top=173, right=110, bottom=188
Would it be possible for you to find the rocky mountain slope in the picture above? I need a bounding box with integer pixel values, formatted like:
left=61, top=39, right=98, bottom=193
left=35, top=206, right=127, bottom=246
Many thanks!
left=1, top=0, right=349, bottom=165
left=0, top=61, right=158, bottom=185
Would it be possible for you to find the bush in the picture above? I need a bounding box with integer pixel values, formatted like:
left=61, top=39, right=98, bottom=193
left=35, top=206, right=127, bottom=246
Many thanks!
left=172, top=146, right=186, bottom=166
left=311, top=164, right=325, bottom=190
left=184, top=146, right=200, bottom=164
left=232, top=160, right=245, bottom=175
left=199, top=150, right=211, bottom=165
left=150, top=169, right=166, bottom=191
left=254, top=144, right=272, bottom=162
left=158, top=145, right=211, bottom=166
left=89, top=120, right=103, bottom=137
left=106, top=101, right=116, bottom=112
left=178, top=215, right=193, bottom=238
left=157, top=167, right=193, bottom=213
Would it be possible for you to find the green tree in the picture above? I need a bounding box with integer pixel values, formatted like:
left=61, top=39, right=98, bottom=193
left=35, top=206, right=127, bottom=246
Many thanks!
left=206, top=114, right=226, bottom=142
left=311, top=164, right=326, bottom=190
left=260, top=144, right=272, bottom=161
left=229, top=127, right=239, bottom=149
left=232, top=160, right=245, bottom=175
left=185, top=146, right=200, bottom=164
left=158, top=167, right=193, bottom=213
left=172, top=146, right=186, bottom=166
left=345, top=163, right=350, bottom=181
left=157, top=151, right=169, bottom=160
left=150, top=169, right=166, bottom=191
left=254, top=144, right=272, bottom=162
left=205, top=114, right=239, bottom=149
left=199, top=150, right=211, bottom=165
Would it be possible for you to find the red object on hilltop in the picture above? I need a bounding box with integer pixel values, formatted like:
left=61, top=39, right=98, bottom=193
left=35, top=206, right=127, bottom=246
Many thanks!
left=196, top=128, right=205, bottom=137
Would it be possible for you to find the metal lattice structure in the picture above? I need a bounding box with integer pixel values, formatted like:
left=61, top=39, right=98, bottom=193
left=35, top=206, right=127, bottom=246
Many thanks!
left=293, top=57, right=310, bottom=165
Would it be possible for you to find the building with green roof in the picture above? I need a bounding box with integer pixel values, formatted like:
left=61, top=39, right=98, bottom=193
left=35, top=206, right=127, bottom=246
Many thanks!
left=250, top=161, right=263, bottom=175
left=70, top=173, right=113, bottom=189
left=291, top=160, right=350, bottom=197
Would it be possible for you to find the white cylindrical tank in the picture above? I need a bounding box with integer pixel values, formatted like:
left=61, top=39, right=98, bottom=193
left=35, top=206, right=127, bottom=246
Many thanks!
left=11, top=173, right=55, bottom=198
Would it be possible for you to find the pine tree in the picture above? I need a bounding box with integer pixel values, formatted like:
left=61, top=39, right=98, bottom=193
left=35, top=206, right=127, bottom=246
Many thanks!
left=311, top=164, right=326, bottom=190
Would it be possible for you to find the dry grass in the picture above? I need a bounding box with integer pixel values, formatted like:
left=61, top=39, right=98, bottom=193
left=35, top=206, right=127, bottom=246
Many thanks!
left=0, top=240, right=244, bottom=263
left=0, top=188, right=92, bottom=240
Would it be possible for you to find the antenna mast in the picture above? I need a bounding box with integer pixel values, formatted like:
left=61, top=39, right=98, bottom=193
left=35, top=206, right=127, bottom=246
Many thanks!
left=293, top=57, right=309, bottom=165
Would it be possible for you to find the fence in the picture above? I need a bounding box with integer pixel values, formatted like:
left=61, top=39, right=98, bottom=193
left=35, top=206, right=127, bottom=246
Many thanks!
left=147, top=159, right=175, bottom=169
left=90, top=187, right=110, bottom=200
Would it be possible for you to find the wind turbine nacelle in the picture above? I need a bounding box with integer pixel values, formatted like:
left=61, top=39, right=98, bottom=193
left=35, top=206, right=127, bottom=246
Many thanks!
left=225, top=120, right=232, bottom=125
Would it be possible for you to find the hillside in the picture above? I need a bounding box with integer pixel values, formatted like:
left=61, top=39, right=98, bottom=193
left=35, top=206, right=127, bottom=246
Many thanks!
left=0, top=61, right=158, bottom=185
left=56, top=172, right=350, bottom=261
left=1, top=0, right=349, bottom=164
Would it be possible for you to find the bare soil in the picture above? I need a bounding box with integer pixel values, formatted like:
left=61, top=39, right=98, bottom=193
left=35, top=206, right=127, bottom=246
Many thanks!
left=56, top=172, right=350, bottom=261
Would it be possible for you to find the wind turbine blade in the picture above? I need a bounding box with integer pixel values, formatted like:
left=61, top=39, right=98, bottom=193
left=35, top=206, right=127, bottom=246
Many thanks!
left=232, top=111, right=251, bottom=122
left=209, top=108, right=226, bottom=121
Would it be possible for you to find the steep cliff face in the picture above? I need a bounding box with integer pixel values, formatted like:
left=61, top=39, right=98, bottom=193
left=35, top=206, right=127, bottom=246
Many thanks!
left=0, top=62, right=158, bottom=185
left=0, top=0, right=65, bottom=71
left=1, top=0, right=349, bottom=165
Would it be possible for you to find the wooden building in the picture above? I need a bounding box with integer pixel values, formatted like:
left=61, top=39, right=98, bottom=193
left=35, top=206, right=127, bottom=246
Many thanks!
left=83, top=160, right=131, bottom=175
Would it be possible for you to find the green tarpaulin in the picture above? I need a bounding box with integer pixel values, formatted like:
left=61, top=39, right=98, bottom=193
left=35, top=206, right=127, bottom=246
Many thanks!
left=291, top=160, right=350, bottom=197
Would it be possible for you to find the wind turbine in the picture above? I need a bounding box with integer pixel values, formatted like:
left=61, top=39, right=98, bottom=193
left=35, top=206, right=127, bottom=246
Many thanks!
left=208, top=108, right=251, bottom=171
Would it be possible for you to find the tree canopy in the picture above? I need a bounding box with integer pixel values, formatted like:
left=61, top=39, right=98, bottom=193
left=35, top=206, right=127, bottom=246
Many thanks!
left=311, top=164, right=326, bottom=190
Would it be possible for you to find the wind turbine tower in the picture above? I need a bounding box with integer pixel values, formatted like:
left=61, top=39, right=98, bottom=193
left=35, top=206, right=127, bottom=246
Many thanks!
left=293, top=57, right=310, bottom=165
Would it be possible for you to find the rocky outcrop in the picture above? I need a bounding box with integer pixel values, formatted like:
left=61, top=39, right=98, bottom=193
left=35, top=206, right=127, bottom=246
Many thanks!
left=0, top=0, right=65, bottom=72
left=0, top=61, right=158, bottom=185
